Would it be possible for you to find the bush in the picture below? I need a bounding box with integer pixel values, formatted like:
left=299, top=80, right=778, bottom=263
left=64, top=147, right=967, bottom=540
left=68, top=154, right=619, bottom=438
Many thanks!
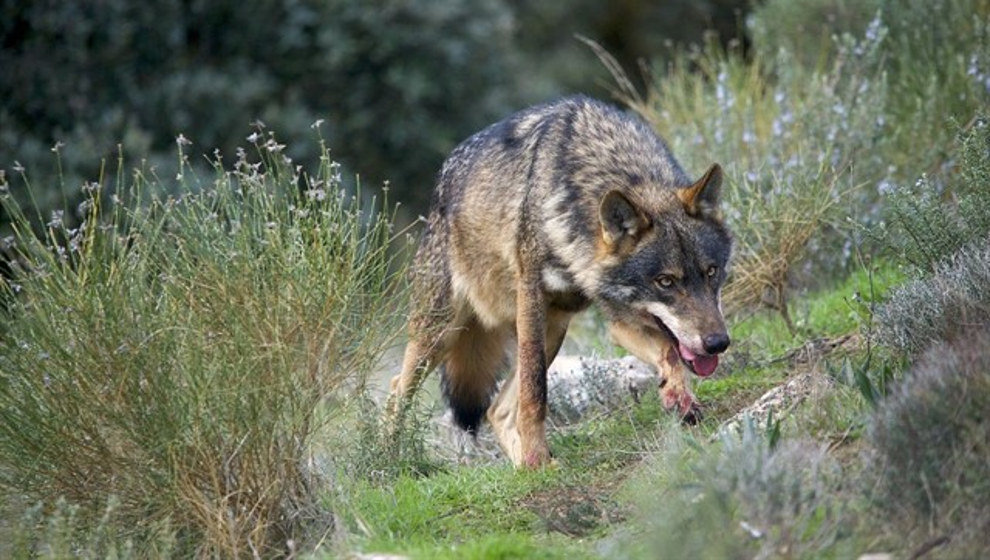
left=874, top=116, right=990, bottom=353
left=630, top=420, right=851, bottom=558
left=624, top=421, right=851, bottom=559
left=875, top=238, right=990, bottom=354
left=749, top=0, right=881, bottom=69
left=0, top=0, right=525, bottom=223
left=867, top=332, right=990, bottom=556
left=0, top=134, right=408, bottom=554
left=878, top=116, right=990, bottom=273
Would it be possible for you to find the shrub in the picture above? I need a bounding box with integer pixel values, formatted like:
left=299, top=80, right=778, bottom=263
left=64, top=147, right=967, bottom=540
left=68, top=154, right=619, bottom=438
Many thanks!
left=749, top=0, right=882, bottom=69
left=877, top=116, right=990, bottom=274
left=624, top=421, right=852, bottom=559
left=0, top=134, right=408, bottom=554
left=751, top=0, right=990, bottom=176
left=874, top=116, right=990, bottom=353
left=0, top=0, right=525, bottom=222
left=879, top=0, right=990, bottom=172
left=875, top=238, right=990, bottom=354
left=867, top=332, right=990, bottom=556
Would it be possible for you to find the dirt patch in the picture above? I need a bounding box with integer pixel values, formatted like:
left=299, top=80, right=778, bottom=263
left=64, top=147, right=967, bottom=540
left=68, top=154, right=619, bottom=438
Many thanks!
left=522, top=484, right=628, bottom=537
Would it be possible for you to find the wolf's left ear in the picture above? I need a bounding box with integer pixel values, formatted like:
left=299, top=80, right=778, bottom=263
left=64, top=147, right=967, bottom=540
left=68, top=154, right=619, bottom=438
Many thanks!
left=678, top=163, right=722, bottom=219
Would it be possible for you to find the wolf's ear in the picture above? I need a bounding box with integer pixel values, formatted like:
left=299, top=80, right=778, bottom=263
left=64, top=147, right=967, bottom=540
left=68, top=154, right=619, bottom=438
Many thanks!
left=599, top=190, right=650, bottom=246
left=678, top=163, right=722, bottom=219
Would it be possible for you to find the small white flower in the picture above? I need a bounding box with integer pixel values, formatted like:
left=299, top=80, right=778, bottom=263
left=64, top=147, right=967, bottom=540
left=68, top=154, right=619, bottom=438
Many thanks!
left=47, top=210, right=64, bottom=229
left=175, top=134, right=192, bottom=147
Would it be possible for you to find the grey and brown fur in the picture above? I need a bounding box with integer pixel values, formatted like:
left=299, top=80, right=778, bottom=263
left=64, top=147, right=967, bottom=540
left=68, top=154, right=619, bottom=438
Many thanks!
left=387, top=95, right=732, bottom=467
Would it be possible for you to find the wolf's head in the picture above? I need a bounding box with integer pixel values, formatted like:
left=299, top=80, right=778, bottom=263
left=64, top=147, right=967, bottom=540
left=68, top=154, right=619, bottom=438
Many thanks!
left=595, top=164, right=732, bottom=377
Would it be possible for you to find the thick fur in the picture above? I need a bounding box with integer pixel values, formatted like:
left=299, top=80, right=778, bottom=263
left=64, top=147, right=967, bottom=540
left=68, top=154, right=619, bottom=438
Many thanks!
left=387, top=96, right=732, bottom=467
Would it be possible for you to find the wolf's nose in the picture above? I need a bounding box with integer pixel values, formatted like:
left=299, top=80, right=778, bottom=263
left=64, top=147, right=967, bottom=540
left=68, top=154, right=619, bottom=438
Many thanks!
left=703, top=333, right=730, bottom=354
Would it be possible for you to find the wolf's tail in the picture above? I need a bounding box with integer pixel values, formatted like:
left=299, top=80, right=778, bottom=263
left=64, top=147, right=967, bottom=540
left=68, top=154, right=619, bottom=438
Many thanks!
left=440, top=365, right=493, bottom=434
left=437, top=322, right=507, bottom=434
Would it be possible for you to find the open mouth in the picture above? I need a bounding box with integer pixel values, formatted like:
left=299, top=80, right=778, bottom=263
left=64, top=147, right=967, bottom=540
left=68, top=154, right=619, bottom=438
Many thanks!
left=651, top=315, right=720, bottom=377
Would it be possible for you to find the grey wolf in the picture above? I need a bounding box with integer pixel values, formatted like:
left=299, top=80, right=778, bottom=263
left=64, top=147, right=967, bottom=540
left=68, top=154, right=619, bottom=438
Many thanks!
left=387, top=95, right=732, bottom=467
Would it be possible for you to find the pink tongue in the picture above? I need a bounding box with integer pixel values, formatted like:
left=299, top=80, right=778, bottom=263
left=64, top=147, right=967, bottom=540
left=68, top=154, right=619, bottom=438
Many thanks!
left=678, top=343, right=719, bottom=377
left=693, top=354, right=719, bottom=376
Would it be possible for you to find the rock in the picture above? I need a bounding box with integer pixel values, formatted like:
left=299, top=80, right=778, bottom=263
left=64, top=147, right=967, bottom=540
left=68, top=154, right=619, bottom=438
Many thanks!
left=715, top=370, right=834, bottom=439
left=546, top=355, right=657, bottom=424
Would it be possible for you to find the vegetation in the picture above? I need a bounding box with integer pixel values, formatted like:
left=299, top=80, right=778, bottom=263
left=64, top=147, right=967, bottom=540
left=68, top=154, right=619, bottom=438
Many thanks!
left=0, top=134, right=409, bottom=555
left=1, top=0, right=989, bottom=557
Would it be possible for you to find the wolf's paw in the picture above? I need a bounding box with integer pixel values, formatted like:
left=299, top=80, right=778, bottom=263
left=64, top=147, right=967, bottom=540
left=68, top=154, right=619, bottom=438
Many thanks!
left=679, top=402, right=704, bottom=425
left=522, top=444, right=554, bottom=469
left=661, top=386, right=703, bottom=424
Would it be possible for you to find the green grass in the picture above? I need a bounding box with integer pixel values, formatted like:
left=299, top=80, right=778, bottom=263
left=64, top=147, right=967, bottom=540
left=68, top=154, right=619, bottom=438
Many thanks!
left=327, top=392, right=673, bottom=557
left=343, top=468, right=550, bottom=546
left=730, top=259, right=905, bottom=355
left=390, top=532, right=594, bottom=560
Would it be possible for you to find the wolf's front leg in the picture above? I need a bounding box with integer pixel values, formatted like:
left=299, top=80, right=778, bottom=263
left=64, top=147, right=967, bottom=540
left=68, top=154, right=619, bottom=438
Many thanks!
left=502, top=274, right=552, bottom=467
left=489, top=306, right=571, bottom=467
left=487, top=340, right=551, bottom=468
left=608, top=320, right=703, bottom=423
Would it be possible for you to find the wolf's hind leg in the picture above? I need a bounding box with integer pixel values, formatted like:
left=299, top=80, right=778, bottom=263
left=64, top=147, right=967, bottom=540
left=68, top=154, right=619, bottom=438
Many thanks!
left=608, top=320, right=702, bottom=423
left=386, top=295, right=460, bottom=424
left=386, top=334, right=447, bottom=426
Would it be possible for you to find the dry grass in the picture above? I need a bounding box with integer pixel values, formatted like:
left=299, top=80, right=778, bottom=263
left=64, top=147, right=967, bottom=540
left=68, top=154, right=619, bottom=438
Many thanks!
left=0, top=134, right=409, bottom=555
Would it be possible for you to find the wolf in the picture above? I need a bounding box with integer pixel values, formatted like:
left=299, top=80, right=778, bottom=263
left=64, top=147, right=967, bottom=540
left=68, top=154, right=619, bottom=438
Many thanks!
left=387, top=95, right=732, bottom=467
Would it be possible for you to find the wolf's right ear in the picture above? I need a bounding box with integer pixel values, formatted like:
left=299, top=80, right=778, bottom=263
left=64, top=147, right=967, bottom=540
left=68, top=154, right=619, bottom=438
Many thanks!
left=678, top=163, right=723, bottom=219
left=599, top=190, right=650, bottom=246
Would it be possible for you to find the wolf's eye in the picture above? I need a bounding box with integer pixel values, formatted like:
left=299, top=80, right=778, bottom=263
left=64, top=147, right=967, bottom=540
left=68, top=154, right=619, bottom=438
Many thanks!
left=656, top=275, right=674, bottom=288
left=707, top=266, right=718, bottom=277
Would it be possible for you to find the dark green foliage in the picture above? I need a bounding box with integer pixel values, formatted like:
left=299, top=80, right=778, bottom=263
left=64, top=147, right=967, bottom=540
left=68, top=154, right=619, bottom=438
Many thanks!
left=0, top=1, right=752, bottom=226
left=868, top=333, right=990, bottom=555
left=0, top=0, right=525, bottom=221
left=315, top=0, right=522, bottom=212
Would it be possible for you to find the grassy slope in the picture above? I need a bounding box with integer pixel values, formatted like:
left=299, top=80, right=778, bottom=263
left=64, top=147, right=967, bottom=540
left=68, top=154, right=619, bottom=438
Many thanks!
left=332, top=261, right=903, bottom=558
